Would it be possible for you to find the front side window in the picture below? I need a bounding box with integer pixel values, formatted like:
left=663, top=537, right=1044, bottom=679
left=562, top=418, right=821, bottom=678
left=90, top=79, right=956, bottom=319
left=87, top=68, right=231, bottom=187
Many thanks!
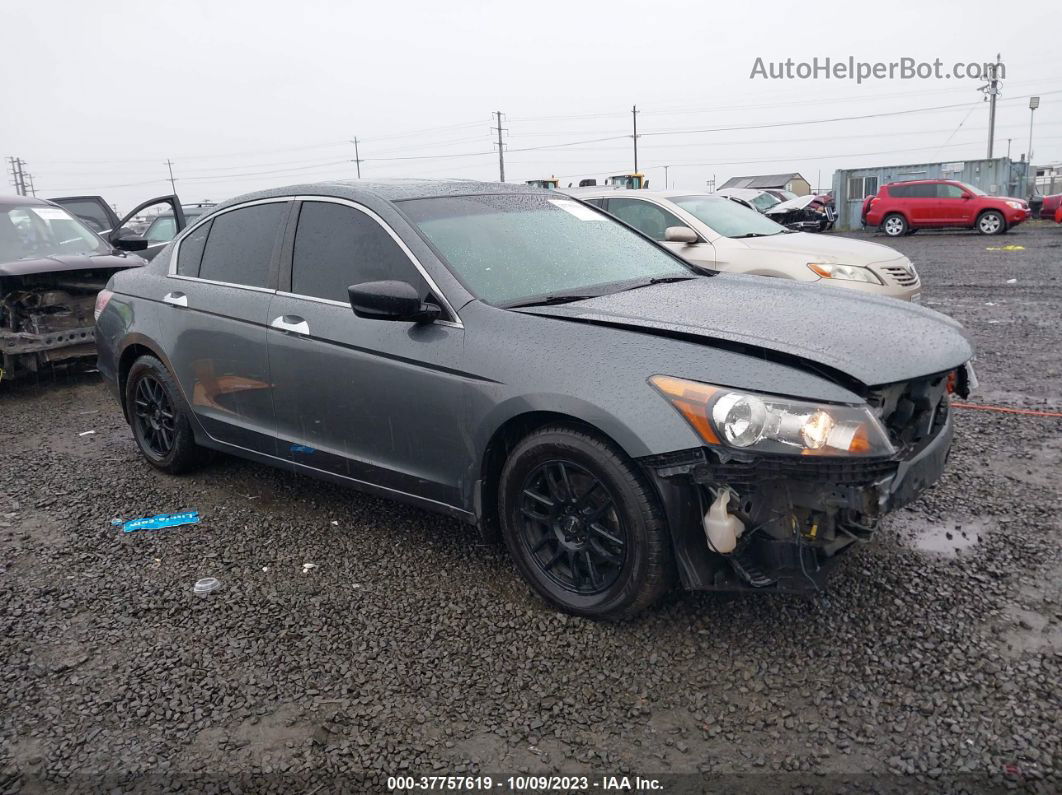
left=956, top=182, right=987, bottom=196
left=670, top=195, right=786, bottom=238
left=607, top=198, right=687, bottom=241
left=0, top=204, right=108, bottom=262
left=400, top=193, right=692, bottom=306
left=937, top=184, right=966, bottom=199
left=145, top=216, right=177, bottom=243
left=291, top=201, right=426, bottom=303
left=749, top=192, right=780, bottom=212
left=198, top=202, right=286, bottom=288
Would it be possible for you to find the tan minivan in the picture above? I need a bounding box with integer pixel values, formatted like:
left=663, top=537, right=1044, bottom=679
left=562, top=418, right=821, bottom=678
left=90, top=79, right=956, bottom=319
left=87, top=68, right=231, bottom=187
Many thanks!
left=568, top=189, right=921, bottom=301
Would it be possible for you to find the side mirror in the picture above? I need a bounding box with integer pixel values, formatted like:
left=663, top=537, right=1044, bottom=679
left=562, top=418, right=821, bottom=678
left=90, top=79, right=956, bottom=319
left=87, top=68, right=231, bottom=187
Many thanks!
left=665, top=226, right=698, bottom=244
left=113, top=236, right=149, bottom=251
left=348, top=280, right=441, bottom=323
left=961, top=192, right=973, bottom=200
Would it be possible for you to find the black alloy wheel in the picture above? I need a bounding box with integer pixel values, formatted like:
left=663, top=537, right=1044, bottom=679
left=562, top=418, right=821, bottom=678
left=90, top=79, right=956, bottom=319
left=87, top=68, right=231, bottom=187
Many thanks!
left=517, top=459, right=627, bottom=595
left=133, top=375, right=176, bottom=457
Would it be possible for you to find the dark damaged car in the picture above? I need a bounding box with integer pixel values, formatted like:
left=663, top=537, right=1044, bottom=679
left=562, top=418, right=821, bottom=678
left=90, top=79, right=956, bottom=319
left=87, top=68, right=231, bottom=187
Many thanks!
left=95, top=181, right=975, bottom=619
left=1, top=196, right=146, bottom=380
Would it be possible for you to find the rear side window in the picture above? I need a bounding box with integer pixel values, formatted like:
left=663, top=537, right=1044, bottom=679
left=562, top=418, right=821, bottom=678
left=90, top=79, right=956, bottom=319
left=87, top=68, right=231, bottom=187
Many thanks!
left=607, top=198, right=686, bottom=241
left=176, top=220, right=211, bottom=277
left=198, top=202, right=286, bottom=288
left=290, top=201, right=425, bottom=302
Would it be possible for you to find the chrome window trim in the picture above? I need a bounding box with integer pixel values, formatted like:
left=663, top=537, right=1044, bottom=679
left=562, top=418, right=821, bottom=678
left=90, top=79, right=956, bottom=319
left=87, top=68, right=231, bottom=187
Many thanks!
left=169, top=194, right=464, bottom=328
left=167, top=196, right=293, bottom=282
left=291, top=195, right=463, bottom=328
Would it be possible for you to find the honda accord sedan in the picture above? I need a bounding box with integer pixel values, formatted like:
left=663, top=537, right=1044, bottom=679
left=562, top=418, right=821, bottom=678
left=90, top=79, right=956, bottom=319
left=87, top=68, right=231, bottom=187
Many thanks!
left=95, top=180, right=974, bottom=619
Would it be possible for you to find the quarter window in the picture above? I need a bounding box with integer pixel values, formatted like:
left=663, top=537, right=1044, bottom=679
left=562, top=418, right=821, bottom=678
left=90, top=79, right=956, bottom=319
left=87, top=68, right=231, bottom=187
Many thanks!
left=198, top=202, right=286, bottom=288
left=291, top=201, right=426, bottom=302
left=176, top=220, right=211, bottom=277
left=607, top=198, right=687, bottom=241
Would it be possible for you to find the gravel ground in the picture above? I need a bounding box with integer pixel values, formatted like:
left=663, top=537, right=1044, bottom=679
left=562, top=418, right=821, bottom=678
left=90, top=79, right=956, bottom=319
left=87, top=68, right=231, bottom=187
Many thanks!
left=1, top=222, right=1059, bottom=793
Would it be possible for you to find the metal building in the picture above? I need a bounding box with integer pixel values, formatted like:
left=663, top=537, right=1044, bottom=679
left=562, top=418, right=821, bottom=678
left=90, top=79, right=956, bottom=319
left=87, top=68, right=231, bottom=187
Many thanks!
left=831, top=157, right=1030, bottom=231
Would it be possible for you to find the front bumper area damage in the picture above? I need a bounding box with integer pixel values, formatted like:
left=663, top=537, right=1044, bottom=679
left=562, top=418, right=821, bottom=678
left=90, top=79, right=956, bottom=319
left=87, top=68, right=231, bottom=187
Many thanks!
left=642, top=373, right=958, bottom=592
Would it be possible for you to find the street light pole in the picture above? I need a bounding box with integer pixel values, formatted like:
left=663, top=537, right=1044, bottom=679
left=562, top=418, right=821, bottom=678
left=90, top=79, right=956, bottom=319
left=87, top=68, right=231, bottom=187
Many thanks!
left=1027, top=96, right=1040, bottom=169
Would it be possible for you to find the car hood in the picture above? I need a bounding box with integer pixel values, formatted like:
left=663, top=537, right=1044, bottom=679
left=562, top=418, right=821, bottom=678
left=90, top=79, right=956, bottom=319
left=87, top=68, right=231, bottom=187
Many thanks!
left=765, top=195, right=818, bottom=213
left=515, top=275, right=972, bottom=389
left=0, top=252, right=144, bottom=277
left=730, top=230, right=907, bottom=266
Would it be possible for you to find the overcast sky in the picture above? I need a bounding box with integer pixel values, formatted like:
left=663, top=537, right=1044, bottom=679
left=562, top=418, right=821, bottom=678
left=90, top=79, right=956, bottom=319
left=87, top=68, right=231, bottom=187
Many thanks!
left=2, top=0, right=1060, bottom=212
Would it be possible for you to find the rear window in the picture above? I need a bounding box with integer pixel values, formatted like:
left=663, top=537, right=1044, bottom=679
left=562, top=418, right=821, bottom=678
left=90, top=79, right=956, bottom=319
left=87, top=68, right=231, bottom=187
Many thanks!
left=197, top=203, right=286, bottom=288
left=176, top=220, right=211, bottom=277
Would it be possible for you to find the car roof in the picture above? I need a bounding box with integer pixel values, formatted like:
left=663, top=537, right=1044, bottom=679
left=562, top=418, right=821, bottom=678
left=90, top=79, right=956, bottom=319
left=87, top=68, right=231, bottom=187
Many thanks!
left=0, top=195, right=57, bottom=209
left=560, top=188, right=729, bottom=202
left=885, top=179, right=957, bottom=186
left=211, top=179, right=549, bottom=213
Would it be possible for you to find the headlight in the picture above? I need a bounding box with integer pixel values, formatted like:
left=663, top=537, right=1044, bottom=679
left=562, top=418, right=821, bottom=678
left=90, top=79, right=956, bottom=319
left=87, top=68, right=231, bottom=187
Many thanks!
left=649, top=376, right=895, bottom=457
left=807, top=263, right=883, bottom=285
left=1005, top=200, right=1023, bottom=210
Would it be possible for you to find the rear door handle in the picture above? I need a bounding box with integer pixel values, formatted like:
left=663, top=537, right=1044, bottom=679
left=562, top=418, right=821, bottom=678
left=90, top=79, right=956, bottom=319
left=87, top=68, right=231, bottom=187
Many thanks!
left=163, top=291, right=187, bottom=307
left=270, top=315, right=310, bottom=335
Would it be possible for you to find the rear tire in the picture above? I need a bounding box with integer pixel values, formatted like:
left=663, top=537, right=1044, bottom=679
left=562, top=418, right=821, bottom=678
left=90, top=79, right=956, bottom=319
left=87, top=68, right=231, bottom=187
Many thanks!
left=498, top=426, right=674, bottom=620
left=882, top=214, right=908, bottom=237
left=977, top=210, right=1005, bottom=235
left=125, top=354, right=210, bottom=474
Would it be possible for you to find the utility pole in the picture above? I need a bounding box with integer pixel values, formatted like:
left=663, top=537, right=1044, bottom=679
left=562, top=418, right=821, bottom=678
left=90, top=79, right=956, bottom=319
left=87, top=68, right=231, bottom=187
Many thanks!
left=1007, top=138, right=1012, bottom=159
left=1027, top=96, right=1040, bottom=168
left=165, top=159, right=177, bottom=194
left=663, top=165, right=669, bottom=190
left=8, top=157, right=25, bottom=195
left=980, top=53, right=1003, bottom=159
left=351, top=138, right=362, bottom=178
left=492, top=111, right=506, bottom=182
left=632, top=105, right=640, bottom=173
left=25, top=172, right=36, bottom=197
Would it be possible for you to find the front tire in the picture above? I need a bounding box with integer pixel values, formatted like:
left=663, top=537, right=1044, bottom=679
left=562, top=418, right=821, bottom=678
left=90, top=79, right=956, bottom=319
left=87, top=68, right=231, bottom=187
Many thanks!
left=882, top=213, right=908, bottom=237
left=977, top=210, right=1005, bottom=235
left=498, top=426, right=674, bottom=620
left=125, top=354, right=210, bottom=474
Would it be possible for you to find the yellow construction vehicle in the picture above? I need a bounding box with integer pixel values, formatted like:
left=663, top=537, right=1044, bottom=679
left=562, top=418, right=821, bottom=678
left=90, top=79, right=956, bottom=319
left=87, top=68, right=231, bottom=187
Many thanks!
left=525, top=177, right=559, bottom=190
left=604, top=172, right=648, bottom=189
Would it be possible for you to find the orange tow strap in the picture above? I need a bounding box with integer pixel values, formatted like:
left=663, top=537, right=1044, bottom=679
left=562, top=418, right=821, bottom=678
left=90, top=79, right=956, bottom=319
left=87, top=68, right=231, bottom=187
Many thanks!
left=951, top=402, right=1062, bottom=418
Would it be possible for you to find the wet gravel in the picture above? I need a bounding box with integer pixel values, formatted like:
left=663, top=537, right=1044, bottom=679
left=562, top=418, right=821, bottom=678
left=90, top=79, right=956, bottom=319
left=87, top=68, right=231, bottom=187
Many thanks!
left=1, top=223, right=1060, bottom=793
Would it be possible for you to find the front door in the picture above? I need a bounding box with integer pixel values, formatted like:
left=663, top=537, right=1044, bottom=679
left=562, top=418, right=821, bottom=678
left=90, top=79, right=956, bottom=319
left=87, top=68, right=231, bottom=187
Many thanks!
left=161, top=199, right=291, bottom=455
left=266, top=198, right=468, bottom=508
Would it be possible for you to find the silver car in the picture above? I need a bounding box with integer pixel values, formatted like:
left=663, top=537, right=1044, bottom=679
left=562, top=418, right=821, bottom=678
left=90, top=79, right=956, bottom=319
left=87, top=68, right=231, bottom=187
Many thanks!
left=569, top=189, right=920, bottom=301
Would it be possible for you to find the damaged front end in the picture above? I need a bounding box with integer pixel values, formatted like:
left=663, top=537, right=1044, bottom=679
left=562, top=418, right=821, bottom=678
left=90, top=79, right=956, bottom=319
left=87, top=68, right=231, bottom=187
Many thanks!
left=0, top=270, right=115, bottom=379
left=641, top=367, right=970, bottom=592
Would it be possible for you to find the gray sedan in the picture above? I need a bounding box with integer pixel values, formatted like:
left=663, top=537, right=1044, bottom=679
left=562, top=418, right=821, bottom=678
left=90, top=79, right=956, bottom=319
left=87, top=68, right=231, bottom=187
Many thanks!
left=95, top=180, right=973, bottom=619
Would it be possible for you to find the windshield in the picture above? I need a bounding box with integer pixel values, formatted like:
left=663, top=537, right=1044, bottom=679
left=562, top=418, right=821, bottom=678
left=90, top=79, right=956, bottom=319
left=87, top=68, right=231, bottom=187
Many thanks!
left=749, top=192, right=781, bottom=212
left=670, top=195, right=787, bottom=237
left=401, top=193, right=693, bottom=306
left=957, top=182, right=987, bottom=196
left=0, top=203, right=109, bottom=262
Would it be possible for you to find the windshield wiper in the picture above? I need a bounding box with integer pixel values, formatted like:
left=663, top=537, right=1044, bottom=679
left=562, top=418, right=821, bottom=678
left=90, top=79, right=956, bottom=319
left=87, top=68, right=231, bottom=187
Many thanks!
left=505, top=294, right=597, bottom=309
left=612, top=275, right=698, bottom=295
left=731, top=233, right=770, bottom=238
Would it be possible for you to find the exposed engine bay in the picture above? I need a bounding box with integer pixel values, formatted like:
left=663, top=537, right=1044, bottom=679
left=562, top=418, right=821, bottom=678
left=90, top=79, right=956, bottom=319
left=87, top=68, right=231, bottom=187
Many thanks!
left=644, top=367, right=972, bottom=592
left=0, top=270, right=116, bottom=379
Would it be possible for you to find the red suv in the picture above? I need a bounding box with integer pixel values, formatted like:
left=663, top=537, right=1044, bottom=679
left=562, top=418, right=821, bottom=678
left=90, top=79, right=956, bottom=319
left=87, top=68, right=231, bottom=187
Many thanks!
left=861, top=180, right=1031, bottom=237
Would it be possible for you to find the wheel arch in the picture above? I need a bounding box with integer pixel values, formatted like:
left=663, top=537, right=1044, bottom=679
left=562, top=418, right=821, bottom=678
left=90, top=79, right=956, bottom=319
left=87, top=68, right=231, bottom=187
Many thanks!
left=115, top=335, right=176, bottom=422
left=476, top=410, right=643, bottom=542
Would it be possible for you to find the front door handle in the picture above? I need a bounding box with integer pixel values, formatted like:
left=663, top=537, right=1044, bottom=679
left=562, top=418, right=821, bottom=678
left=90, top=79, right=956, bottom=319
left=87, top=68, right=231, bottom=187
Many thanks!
left=163, top=291, right=187, bottom=307
left=270, top=315, right=310, bottom=335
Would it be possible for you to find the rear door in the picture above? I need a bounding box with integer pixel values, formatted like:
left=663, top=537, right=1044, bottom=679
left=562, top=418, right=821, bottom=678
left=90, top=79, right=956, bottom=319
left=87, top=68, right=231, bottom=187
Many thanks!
left=161, top=198, right=292, bottom=455
left=265, top=197, right=468, bottom=507
left=49, top=196, right=121, bottom=235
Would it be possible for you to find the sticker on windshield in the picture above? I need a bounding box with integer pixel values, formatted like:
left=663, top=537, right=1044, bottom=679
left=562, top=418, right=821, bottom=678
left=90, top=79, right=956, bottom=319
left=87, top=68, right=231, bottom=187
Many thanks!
left=548, top=199, right=604, bottom=221
left=30, top=207, right=71, bottom=222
